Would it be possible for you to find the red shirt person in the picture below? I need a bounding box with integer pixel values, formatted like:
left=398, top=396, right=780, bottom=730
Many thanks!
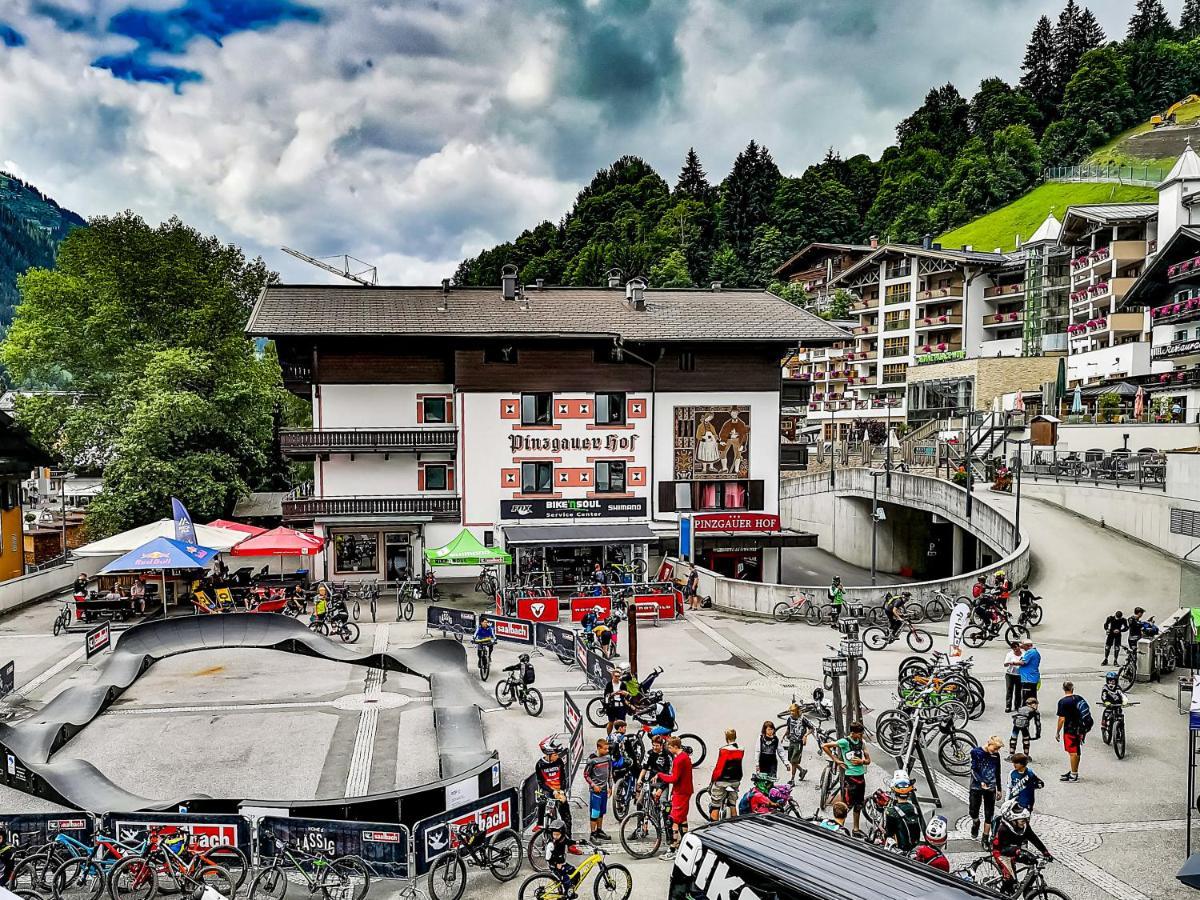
left=656, top=736, right=694, bottom=859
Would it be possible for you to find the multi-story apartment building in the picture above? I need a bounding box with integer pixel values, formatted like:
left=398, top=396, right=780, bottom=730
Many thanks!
left=248, top=274, right=846, bottom=585
left=771, top=242, right=875, bottom=312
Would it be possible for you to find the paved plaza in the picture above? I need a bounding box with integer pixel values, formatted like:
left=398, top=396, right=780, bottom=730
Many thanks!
left=1, top=492, right=1196, bottom=899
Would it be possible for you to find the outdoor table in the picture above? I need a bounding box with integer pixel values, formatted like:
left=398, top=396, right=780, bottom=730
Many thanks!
left=73, top=591, right=136, bottom=623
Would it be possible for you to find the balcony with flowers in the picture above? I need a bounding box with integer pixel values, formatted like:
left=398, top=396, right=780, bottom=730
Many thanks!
left=915, top=313, right=962, bottom=331
left=983, top=309, right=1023, bottom=328
left=983, top=282, right=1025, bottom=299
left=916, top=283, right=965, bottom=303
left=1166, top=254, right=1200, bottom=282
left=1151, top=292, right=1200, bottom=326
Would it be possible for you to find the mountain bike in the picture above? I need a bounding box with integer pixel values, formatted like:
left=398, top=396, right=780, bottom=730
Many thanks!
left=473, top=639, right=494, bottom=681
left=426, top=824, right=522, bottom=900
left=772, top=592, right=832, bottom=625
left=605, top=559, right=647, bottom=584
left=517, top=847, right=632, bottom=900
left=964, top=851, right=1067, bottom=899
left=862, top=620, right=933, bottom=653
left=309, top=611, right=361, bottom=643
left=53, top=601, right=71, bottom=636
left=249, top=831, right=370, bottom=900
left=1100, top=700, right=1138, bottom=760
left=692, top=783, right=738, bottom=821
left=108, top=827, right=235, bottom=900
left=897, top=666, right=983, bottom=721
left=627, top=716, right=707, bottom=767
left=1015, top=586, right=1043, bottom=628
left=495, top=667, right=544, bottom=716
left=475, top=564, right=500, bottom=596
left=395, top=580, right=417, bottom=621
left=962, top=608, right=1028, bottom=648
left=875, top=705, right=975, bottom=777
left=1116, top=653, right=1136, bottom=692
left=618, top=783, right=672, bottom=859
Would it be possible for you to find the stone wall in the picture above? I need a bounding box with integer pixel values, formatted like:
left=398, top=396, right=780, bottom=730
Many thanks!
left=907, top=355, right=1059, bottom=410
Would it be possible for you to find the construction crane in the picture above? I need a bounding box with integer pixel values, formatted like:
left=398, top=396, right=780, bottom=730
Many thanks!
left=281, top=247, right=377, bottom=286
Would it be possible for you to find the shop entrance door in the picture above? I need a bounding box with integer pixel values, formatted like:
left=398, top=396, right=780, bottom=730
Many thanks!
left=385, top=532, right=412, bottom=582
left=704, top=550, right=762, bottom=581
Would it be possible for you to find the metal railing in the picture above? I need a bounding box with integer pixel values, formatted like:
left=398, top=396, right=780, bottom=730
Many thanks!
left=280, top=427, right=457, bottom=453
left=1044, top=163, right=1166, bottom=187
left=282, top=494, right=461, bottom=520
left=1015, top=447, right=1166, bottom=491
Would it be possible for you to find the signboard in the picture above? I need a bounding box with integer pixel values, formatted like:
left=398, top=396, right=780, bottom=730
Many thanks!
left=520, top=772, right=540, bottom=830
left=487, top=614, right=534, bottom=645
left=535, top=623, right=576, bottom=662
left=915, top=349, right=967, bottom=365
left=3, top=750, right=31, bottom=790
left=678, top=515, right=693, bottom=562
left=821, top=656, right=849, bottom=677
left=947, top=602, right=971, bottom=656
left=0, top=660, right=13, bottom=699
left=106, top=812, right=252, bottom=855
left=1153, top=338, right=1200, bottom=360
left=570, top=595, right=611, bottom=622
left=259, top=815, right=410, bottom=880
left=692, top=513, right=781, bottom=534
left=85, top=622, right=111, bottom=659
left=412, top=788, right=518, bottom=874
left=633, top=593, right=679, bottom=620
left=426, top=605, right=476, bottom=637
left=1190, top=671, right=1200, bottom=731
left=0, top=813, right=93, bottom=850
left=516, top=596, right=559, bottom=622
left=839, top=640, right=864, bottom=657
left=500, top=497, right=647, bottom=521
left=564, top=692, right=584, bottom=788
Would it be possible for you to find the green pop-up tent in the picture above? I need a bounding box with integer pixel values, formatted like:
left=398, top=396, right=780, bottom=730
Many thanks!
left=424, top=528, right=512, bottom=566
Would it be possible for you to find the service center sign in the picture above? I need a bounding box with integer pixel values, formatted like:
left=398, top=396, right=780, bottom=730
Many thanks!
left=692, top=513, right=781, bottom=533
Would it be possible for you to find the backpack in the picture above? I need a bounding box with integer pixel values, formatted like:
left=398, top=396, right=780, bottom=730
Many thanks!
left=1075, top=696, right=1094, bottom=733
left=737, top=790, right=754, bottom=816
left=523, top=666, right=536, bottom=685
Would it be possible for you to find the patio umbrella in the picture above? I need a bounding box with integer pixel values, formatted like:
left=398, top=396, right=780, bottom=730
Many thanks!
left=1133, top=385, right=1145, bottom=420
left=1071, top=386, right=1084, bottom=414
left=1014, top=391, right=1025, bottom=412
left=100, top=536, right=218, bottom=616
left=1055, top=357, right=1067, bottom=408
left=229, top=526, right=325, bottom=578
left=207, top=518, right=267, bottom=537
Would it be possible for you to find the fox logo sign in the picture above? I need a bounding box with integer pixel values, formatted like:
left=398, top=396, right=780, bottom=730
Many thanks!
left=673, top=835, right=762, bottom=900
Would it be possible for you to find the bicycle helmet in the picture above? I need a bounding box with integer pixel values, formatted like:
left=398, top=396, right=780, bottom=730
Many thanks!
left=540, top=738, right=564, bottom=756
left=890, top=770, right=914, bottom=796
left=1105, top=671, right=1118, bottom=685
left=811, top=687, right=824, bottom=703
left=1005, top=805, right=1031, bottom=823
left=976, top=574, right=986, bottom=582
left=519, top=653, right=531, bottom=663
left=751, top=771, right=774, bottom=790
left=547, top=818, right=566, bottom=833
left=925, top=815, right=948, bottom=846
left=768, top=784, right=792, bottom=804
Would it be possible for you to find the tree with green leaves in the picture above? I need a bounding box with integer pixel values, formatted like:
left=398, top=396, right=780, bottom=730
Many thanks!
left=767, top=280, right=811, bottom=308
left=771, top=172, right=858, bottom=249
left=1020, top=15, right=1059, bottom=127
left=825, top=289, right=855, bottom=321
left=896, top=84, right=970, bottom=157
left=707, top=246, right=749, bottom=288
left=1127, top=0, right=1174, bottom=43
left=1052, top=0, right=1086, bottom=102
left=648, top=249, right=694, bottom=288
left=1, top=212, right=289, bottom=536
left=717, top=140, right=781, bottom=262
left=1182, top=0, right=1200, bottom=40
left=674, top=147, right=714, bottom=202
left=1078, top=8, right=1106, bottom=47
left=747, top=224, right=789, bottom=286
left=1063, top=46, right=1137, bottom=138
left=969, top=77, right=1038, bottom=142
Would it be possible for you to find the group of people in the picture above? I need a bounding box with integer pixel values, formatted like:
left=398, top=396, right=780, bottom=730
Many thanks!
left=1101, top=607, right=1158, bottom=666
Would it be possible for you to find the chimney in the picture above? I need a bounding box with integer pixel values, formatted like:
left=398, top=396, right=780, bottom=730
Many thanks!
left=535, top=278, right=545, bottom=291
left=500, top=263, right=518, bottom=300
left=606, top=268, right=623, bottom=289
left=922, top=233, right=932, bottom=250
left=441, top=278, right=450, bottom=294
left=626, top=277, right=647, bottom=310
left=932, top=242, right=942, bottom=251
left=710, top=280, right=723, bottom=292
left=869, top=235, right=879, bottom=249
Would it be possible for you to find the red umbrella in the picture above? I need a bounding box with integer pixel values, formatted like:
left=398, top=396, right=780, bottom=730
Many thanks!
left=229, top=526, right=325, bottom=557
left=207, top=519, right=268, bottom=536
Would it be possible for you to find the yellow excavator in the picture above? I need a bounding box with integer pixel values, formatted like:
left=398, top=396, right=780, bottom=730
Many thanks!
left=1151, top=94, right=1200, bottom=127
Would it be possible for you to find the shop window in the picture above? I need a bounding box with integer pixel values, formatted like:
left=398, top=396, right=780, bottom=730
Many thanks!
left=595, top=461, right=626, bottom=493
left=594, top=392, right=626, bottom=425
left=384, top=532, right=411, bottom=581
left=424, top=464, right=448, bottom=491
left=422, top=396, right=448, bottom=423
left=521, top=461, right=553, bottom=493
left=694, top=480, right=759, bottom=510
left=334, top=533, right=378, bottom=574
left=521, top=392, right=553, bottom=426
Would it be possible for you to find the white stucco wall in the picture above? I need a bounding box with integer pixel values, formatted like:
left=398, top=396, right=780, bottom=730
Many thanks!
left=1055, top=422, right=1200, bottom=453
left=315, top=384, right=453, bottom=429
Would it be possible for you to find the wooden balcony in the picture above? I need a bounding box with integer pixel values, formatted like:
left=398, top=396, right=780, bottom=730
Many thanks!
left=984, top=283, right=1025, bottom=299
left=915, top=314, right=963, bottom=331
left=282, top=494, right=462, bottom=522
left=916, top=285, right=965, bottom=302
left=280, top=428, right=457, bottom=457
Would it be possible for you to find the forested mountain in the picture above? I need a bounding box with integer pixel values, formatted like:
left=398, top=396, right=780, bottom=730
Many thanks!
left=455, top=0, right=1200, bottom=299
left=0, top=172, right=85, bottom=331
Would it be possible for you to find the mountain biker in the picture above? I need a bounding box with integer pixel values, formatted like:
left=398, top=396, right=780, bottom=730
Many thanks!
left=313, top=583, right=331, bottom=624
left=971, top=573, right=987, bottom=601
left=969, top=736, right=1003, bottom=847
left=603, top=670, right=629, bottom=736
left=621, top=665, right=662, bottom=706
left=657, top=736, right=694, bottom=860
left=884, top=591, right=907, bottom=637
left=584, top=738, right=613, bottom=842
left=502, top=653, right=535, bottom=692
left=828, top=576, right=845, bottom=628
left=911, top=815, right=950, bottom=872
left=992, top=571, right=1012, bottom=608
left=1100, top=671, right=1128, bottom=733
left=768, top=783, right=793, bottom=812
left=991, top=805, right=1052, bottom=895
left=822, top=720, right=870, bottom=836
left=778, top=702, right=815, bottom=783
left=1103, top=611, right=1127, bottom=666
left=743, top=771, right=777, bottom=814
left=609, top=719, right=640, bottom=783
left=1009, top=696, right=1042, bottom=760
left=757, top=720, right=782, bottom=779
left=473, top=616, right=496, bottom=670
left=707, top=729, right=744, bottom=820
left=0, top=826, right=14, bottom=887
left=534, top=739, right=581, bottom=853
left=646, top=693, right=678, bottom=736
left=1127, top=607, right=1147, bottom=658
left=883, top=771, right=921, bottom=852
left=543, top=819, right=573, bottom=897
left=581, top=605, right=602, bottom=633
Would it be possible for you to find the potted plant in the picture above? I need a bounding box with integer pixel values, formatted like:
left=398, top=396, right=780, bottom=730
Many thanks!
left=936, top=342, right=948, bottom=351
left=922, top=344, right=932, bottom=353
left=922, top=316, right=932, bottom=325
left=1008, top=311, right=1019, bottom=321
left=938, top=314, right=949, bottom=323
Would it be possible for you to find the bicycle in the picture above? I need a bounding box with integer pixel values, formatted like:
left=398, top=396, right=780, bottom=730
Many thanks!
left=310, top=611, right=361, bottom=644
left=875, top=699, right=975, bottom=776
left=495, top=667, right=544, bottom=716
left=426, top=824, right=522, bottom=900
left=53, top=601, right=71, bottom=636
left=249, top=831, right=370, bottom=900
left=626, top=715, right=707, bottom=767
left=23, top=830, right=145, bottom=900
left=1015, top=586, right=1043, bottom=628
left=1100, top=700, right=1138, bottom=760
left=962, top=608, right=1029, bottom=648
left=475, top=565, right=500, bottom=597
left=396, top=580, right=417, bottom=622
left=897, top=665, right=983, bottom=722
left=772, top=592, right=833, bottom=625
left=517, top=846, right=631, bottom=900
left=618, top=782, right=673, bottom=859
left=862, top=619, right=933, bottom=653
left=605, top=559, right=647, bottom=584
left=964, top=851, right=1067, bottom=899
left=108, top=827, right=235, bottom=900
left=473, top=639, right=494, bottom=681
left=692, top=783, right=739, bottom=821
left=1116, top=652, right=1136, bottom=692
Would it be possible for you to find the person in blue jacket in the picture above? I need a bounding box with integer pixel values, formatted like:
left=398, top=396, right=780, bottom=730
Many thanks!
left=1017, top=639, right=1041, bottom=703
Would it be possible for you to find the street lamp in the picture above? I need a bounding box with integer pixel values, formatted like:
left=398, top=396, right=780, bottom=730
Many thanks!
left=1011, top=439, right=1029, bottom=548
left=869, top=470, right=886, bottom=585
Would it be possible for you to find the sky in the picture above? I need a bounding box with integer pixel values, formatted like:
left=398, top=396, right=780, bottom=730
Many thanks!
left=0, top=0, right=1181, bottom=285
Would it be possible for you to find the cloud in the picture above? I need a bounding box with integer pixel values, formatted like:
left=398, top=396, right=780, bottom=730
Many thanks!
left=0, top=0, right=1179, bottom=284
left=0, top=22, right=26, bottom=46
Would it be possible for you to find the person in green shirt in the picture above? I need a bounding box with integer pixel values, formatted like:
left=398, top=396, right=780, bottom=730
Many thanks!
left=822, top=720, right=870, bottom=835
left=828, top=576, right=845, bottom=628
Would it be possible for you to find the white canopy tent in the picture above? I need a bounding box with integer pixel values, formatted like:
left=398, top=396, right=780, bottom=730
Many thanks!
left=73, top=519, right=249, bottom=557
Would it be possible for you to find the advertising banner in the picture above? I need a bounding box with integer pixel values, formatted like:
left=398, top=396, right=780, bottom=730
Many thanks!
left=535, top=623, right=576, bottom=662
left=947, top=602, right=971, bottom=657
left=517, top=596, right=559, bottom=623
left=412, top=788, right=518, bottom=874
left=691, top=513, right=781, bottom=533
left=105, top=812, right=252, bottom=855
left=520, top=772, right=540, bottom=830
left=633, top=593, right=679, bottom=620
left=0, top=660, right=13, bottom=699
left=85, top=622, right=111, bottom=659
left=258, top=815, right=410, bottom=880
left=582, top=645, right=614, bottom=689
left=426, top=606, right=476, bottom=637
left=0, top=813, right=93, bottom=850
left=569, top=596, right=611, bottom=622
left=487, top=615, right=534, bottom=645
left=563, top=693, right=583, bottom=788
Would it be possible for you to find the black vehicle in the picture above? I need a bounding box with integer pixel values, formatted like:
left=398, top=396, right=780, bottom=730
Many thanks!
left=668, top=814, right=999, bottom=900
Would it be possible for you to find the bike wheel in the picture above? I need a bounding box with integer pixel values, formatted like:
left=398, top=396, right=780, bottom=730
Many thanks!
left=248, top=866, right=288, bottom=900
left=1114, top=718, right=1126, bottom=759
left=1032, top=889, right=1072, bottom=900
left=925, top=597, right=950, bottom=622
left=906, top=628, right=933, bottom=653
left=620, top=811, right=663, bottom=859
left=862, top=627, right=888, bottom=651
left=427, top=854, right=467, bottom=900
left=897, top=656, right=930, bottom=680
left=487, top=829, right=523, bottom=882
left=526, top=832, right=549, bottom=872
left=48, top=859, right=104, bottom=900
left=207, top=846, right=249, bottom=891
left=693, top=787, right=711, bottom=818
left=479, top=652, right=491, bottom=681
left=329, top=857, right=370, bottom=900
left=803, top=604, right=821, bottom=626
left=53, top=615, right=63, bottom=636
left=593, top=864, right=632, bottom=900
left=194, top=866, right=234, bottom=900
left=585, top=697, right=606, bottom=728
left=352, top=600, right=361, bottom=621
left=773, top=602, right=792, bottom=622
left=962, top=625, right=987, bottom=649
left=12, top=852, right=57, bottom=896
left=938, top=699, right=970, bottom=731
left=875, top=710, right=912, bottom=755
left=938, top=732, right=975, bottom=777
left=523, top=687, right=544, bottom=717
left=1101, top=717, right=1112, bottom=745
left=903, top=603, right=924, bottom=625
left=517, top=874, right=559, bottom=900
left=1118, top=662, right=1135, bottom=692
left=402, top=600, right=414, bottom=621
left=1004, top=624, right=1030, bottom=644
left=613, top=780, right=633, bottom=821
left=867, top=607, right=887, bottom=626
left=106, top=857, right=158, bottom=900
left=496, top=680, right=515, bottom=708
left=1027, top=603, right=1043, bottom=626
left=678, top=733, right=707, bottom=766
left=341, top=622, right=360, bottom=643
left=370, top=595, right=377, bottom=623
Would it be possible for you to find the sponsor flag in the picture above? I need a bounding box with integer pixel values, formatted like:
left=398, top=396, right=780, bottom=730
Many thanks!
left=171, top=498, right=197, bottom=544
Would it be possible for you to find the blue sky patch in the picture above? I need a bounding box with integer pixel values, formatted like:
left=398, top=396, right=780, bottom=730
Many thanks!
left=92, top=53, right=203, bottom=93
left=0, top=22, right=26, bottom=47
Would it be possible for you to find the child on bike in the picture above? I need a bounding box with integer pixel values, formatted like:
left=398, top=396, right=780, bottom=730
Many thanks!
left=544, top=819, right=574, bottom=898
left=472, top=616, right=496, bottom=670
left=883, top=772, right=922, bottom=852
left=1009, top=696, right=1042, bottom=760
left=741, top=771, right=777, bottom=815
left=1100, top=670, right=1128, bottom=734
left=502, top=653, right=535, bottom=691
left=534, top=740, right=580, bottom=854
left=756, top=720, right=782, bottom=779
left=991, top=806, right=1052, bottom=895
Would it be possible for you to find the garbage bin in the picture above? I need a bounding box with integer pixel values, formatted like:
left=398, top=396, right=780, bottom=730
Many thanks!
left=1136, top=637, right=1153, bottom=683
left=1180, top=675, right=1192, bottom=715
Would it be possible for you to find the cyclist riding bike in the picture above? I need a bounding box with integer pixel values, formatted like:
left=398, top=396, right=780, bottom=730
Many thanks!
left=503, top=653, right=535, bottom=688
left=581, top=605, right=603, bottom=633
left=884, top=591, right=908, bottom=637
left=312, top=583, right=331, bottom=624
left=991, top=805, right=1052, bottom=895
left=543, top=819, right=572, bottom=896
left=644, top=693, right=678, bottom=737
left=741, top=771, right=778, bottom=814
left=534, top=739, right=581, bottom=854
left=1100, top=671, right=1128, bottom=728
left=910, top=815, right=950, bottom=872
left=473, top=616, right=496, bottom=669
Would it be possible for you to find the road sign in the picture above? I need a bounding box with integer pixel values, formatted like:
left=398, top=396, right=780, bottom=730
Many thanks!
left=822, top=656, right=849, bottom=676
left=85, top=623, right=111, bottom=659
left=840, top=641, right=864, bottom=657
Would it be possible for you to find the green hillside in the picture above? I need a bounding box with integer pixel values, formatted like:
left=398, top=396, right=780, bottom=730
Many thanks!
left=936, top=181, right=1156, bottom=254
left=1086, top=98, right=1200, bottom=170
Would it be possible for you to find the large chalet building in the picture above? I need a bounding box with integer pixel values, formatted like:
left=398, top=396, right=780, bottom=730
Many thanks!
left=248, top=273, right=845, bottom=585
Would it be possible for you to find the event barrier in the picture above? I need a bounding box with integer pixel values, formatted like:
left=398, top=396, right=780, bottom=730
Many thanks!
left=569, top=595, right=610, bottom=622
left=534, top=623, right=576, bottom=662
left=516, top=595, right=559, bottom=622
left=411, top=788, right=520, bottom=875
left=426, top=605, right=476, bottom=637
left=258, top=815, right=411, bottom=880
left=104, top=811, right=254, bottom=856
left=487, top=614, right=535, bottom=645
left=0, top=812, right=93, bottom=850
left=574, top=636, right=615, bottom=689
left=563, top=693, right=584, bottom=788
left=519, top=773, right=540, bottom=831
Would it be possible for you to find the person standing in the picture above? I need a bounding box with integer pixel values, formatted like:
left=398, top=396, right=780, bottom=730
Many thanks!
left=822, top=721, right=870, bottom=836
left=1008, top=753, right=1043, bottom=811
left=1017, top=639, right=1041, bottom=703
left=706, top=729, right=744, bottom=821
left=1055, top=681, right=1090, bottom=783
left=828, top=576, right=845, bottom=628
left=684, top=563, right=702, bottom=611
left=969, top=737, right=1003, bottom=847
left=756, top=721, right=782, bottom=779
left=657, top=736, right=694, bottom=861
left=1003, top=641, right=1023, bottom=713
left=1103, top=610, right=1127, bottom=666
left=584, top=739, right=613, bottom=842
left=129, top=575, right=147, bottom=616
left=602, top=669, right=628, bottom=737
left=778, top=703, right=813, bottom=784
left=1127, top=607, right=1147, bottom=664
left=1009, top=696, right=1041, bottom=760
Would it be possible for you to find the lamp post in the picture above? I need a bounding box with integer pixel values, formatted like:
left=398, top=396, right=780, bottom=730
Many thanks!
left=1012, top=439, right=1029, bottom=548
left=870, top=470, right=885, bottom=586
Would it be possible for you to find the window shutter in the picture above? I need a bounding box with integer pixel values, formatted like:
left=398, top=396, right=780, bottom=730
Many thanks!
left=748, top=480, right=765, bottom=510
left=417, top=468, right=426, bottom=491
left=658, top=481, right=677, bottom=513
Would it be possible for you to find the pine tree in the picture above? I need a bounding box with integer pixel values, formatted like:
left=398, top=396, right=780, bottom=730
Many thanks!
left=1182, top=0, right=1200, bottom=39
left=717, top=140, right=781, bottom=262
left=1078, top=8, right=1106, bottom=49
left=1052, top=0, right=1084, bottom=104
left=1020, top=15, right=1058, bottom=125
left=674, top=148, right=713, bottom=201
left=1127, top=0, right=1174, bottom=43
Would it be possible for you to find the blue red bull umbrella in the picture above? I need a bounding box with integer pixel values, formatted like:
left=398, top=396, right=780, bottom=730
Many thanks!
left=100, top=536, right=218, bottom=573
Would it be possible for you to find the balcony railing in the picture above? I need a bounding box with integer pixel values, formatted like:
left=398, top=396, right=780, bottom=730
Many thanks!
left=916, top=285, right=964, bottom=301
left=1151, top=293, right=1200, bottom=325
left=883, top=319, right=911, bottom=331
left=1168, top=255, right=1200, bottom=281
left=282, top=494, right=462, bottom=521
left=915, top=314, right=963, bottom=330
left=884, top=290, right=912, bottom=306
left=984, top=311, right=1023, bottom=326
left=846, top=350, right=877, bottom=361
left=280, top=428, right=458, bottom=455
left=983, top=283, right=1025, bottom=299
left=851, top=297, right=879, bottom=311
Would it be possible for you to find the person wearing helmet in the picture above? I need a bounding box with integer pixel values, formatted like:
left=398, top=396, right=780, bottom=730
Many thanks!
left=649, top=694, right=678, bottom=737
left=1100, top=671, right=1127, bottom=737
left=911, top=815, right=950, bottom=871
left=534, top=740, right=580, bottom=854
left=543, top=819, right=573, bottom=896
left=972, top=573, right=988, bottom=600
left=991, top=805, right=1052, bottom=894
left=502, top=653, right=535, bottom=694
left=827, top=576, right=844, bottom=628
left=884, top=771, right=921, bottom=852
left=822, top=721, right=870, bottom=836
left=743, top=771, right=777, bottom=814
left=768, top=783, right=793, bottom=811
left=581, top=605, right=601, bottom=633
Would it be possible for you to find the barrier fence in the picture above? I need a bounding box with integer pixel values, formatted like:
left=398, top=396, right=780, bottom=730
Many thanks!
left=411, top=788, right=520, bottom=875
left=0, top=812, right=92, bottom=850
left=104, top=811, right=254, bottom=856
left=258, top=815, right=411, bottom=880
left=563, top=692, right=584, bottom=789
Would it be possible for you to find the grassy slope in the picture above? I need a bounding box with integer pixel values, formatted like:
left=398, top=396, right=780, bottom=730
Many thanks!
left=1086, top=100, right=1200, bottom=169
left=936, top=182, right=1156, bottom=253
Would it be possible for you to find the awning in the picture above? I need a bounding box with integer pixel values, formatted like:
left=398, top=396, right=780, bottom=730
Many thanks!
left=694, top=529, right=818, bottom=549
left=74, top=519, right=250, bottom=557
left=424, top=528, right=512, bottom=566
left=502, top=523, right=657, bottom=546
left=100, top=537, right=218, bottom=573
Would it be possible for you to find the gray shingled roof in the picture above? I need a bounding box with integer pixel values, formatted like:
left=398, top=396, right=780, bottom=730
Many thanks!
left=247, top=284, right=851, bottom=343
